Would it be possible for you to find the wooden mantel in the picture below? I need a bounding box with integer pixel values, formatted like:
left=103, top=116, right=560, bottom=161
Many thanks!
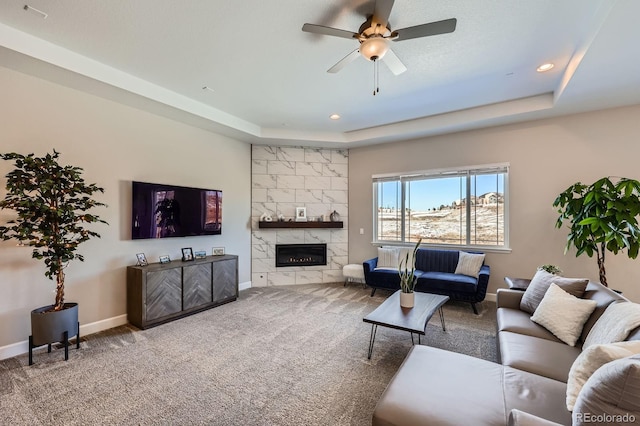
left=258, top=221, right=343, bottom=229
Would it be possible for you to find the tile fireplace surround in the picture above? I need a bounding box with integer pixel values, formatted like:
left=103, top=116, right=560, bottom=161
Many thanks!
left=251, top=145, right=348, bottom=287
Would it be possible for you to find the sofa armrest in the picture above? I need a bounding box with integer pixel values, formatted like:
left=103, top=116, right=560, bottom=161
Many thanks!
left=475, top=264, right=490, bottom=300
left=508, top=409, right=564, bottom=426
left=363, top=258, right=378, bottom=283
left=497, top=288, right=525, bottom=310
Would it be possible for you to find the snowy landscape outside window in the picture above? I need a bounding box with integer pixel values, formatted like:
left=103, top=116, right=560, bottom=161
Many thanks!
left=373, top=164, right=509, bottom=249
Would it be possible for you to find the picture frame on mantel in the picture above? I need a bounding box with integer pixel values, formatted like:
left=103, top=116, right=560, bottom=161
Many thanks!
left=295, top=207, right=307, bottom=222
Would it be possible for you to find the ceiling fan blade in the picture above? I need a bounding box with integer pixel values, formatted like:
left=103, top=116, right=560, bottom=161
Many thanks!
left=372, top=0, right=395, bottom=28
left=392, top=18, right=457, bottom=41
left=381, top=49, right=407, bottom=75
left=302, top=23, right=359, bottom=40
left=327, top=49, right=361, bottom=73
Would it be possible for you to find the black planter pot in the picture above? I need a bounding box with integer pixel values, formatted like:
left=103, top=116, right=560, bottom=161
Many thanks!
left=29, top=302, right=80, bottom=365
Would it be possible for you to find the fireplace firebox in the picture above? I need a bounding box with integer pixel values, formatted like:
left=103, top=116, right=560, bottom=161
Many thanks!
left=275, top=244, right=327, bottom=267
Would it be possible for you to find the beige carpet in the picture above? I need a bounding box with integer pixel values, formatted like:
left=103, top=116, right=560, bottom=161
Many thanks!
left=0, top=283, right=496, bottom=425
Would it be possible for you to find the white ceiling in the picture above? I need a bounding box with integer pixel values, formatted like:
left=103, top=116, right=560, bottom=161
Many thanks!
left=1, top=0, right=639, bottom=148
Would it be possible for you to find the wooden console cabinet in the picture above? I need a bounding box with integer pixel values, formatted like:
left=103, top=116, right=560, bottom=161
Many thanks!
left=127, top=254, right=238, bottom=329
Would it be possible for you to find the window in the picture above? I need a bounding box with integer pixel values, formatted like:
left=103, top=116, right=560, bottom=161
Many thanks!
left=373, top=164, right=509, bottom=248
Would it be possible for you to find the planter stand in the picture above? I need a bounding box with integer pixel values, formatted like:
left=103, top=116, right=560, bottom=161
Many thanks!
left=28, top=303, right=80, bottom=365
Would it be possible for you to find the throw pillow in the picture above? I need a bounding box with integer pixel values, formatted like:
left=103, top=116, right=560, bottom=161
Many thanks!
left=453, top=251, right=485, bottom=278
left=520, top=270, right=589, bottom=314
left=376, top=247, right=399, bottom=270
left=531, top=284, right=597, bottom=346
left=566, top=341, right=640, bottom=411
left=583, top=301, right=640, bottom=349
left=572, top=354, right=640, bottom=425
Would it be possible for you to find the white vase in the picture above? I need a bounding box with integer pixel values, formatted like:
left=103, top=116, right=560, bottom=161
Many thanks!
left=400, top=291, right=415, bottom=308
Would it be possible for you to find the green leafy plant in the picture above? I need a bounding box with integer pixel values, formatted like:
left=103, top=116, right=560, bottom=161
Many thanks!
left=0, top=150, right=108, bottom=311
left=553, top=177, right=640, bottom=287
left=398, top=238, right=423, bottom=293
left=537, top=264, right=562, bottom=275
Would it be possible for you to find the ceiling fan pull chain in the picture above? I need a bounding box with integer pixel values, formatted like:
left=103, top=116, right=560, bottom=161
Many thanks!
left=376, top=59, right=380, bottom=94
left=373, top=59, right=376, bottom=96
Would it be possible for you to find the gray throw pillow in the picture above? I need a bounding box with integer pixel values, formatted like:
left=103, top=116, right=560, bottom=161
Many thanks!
left=520, top=270, right=589, bottom=314
left=572, top=354, right=640, bottom=425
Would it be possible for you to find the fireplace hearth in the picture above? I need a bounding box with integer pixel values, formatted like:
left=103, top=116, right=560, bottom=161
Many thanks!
left=276, top=244, right=327, bottom=267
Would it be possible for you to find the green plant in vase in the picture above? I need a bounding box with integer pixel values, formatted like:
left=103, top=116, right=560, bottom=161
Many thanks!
left=0, top=150, right=108, bottom=311
left=398, top=238, right=422, bottom=307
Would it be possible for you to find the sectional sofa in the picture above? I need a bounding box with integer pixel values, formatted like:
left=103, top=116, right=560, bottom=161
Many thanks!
left=372, top=277, right=640, bottom=425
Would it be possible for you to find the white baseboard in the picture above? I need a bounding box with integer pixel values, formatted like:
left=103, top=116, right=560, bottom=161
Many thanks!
left=0, top=313, right=128, bottom=361
left=239, top=280, right=251, bottom=291
left=485, top=292, right=497, bottom=302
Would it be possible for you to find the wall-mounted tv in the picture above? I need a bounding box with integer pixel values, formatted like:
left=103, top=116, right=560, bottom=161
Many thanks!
left=132, top=181, right=222, bottom=239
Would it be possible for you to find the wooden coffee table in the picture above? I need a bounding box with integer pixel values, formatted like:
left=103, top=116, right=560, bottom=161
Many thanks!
left=363, top=291, right=449, bottom=359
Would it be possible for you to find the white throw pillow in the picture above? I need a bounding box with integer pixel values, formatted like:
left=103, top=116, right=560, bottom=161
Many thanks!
left=453, top=251, right=485, bottom=278
left=531, top=284, right=597, bottom=346
left=583, top=301, right=640, bottom=349
left=566, top=341, right=640, bottom=411
left=376, top=247, right=399, bottom=270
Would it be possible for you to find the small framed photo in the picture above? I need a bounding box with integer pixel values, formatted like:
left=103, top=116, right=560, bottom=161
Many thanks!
left=159, top=255, right=171, bottom=264
left=295, top=207, right=307, bottom=222
left=136, top=253, right=148, bottom=266
left=181, top=247, right=194, bottom=262
left=194, top=250, right=207, bottom=259
left=212, top=247, right=225, bottom=256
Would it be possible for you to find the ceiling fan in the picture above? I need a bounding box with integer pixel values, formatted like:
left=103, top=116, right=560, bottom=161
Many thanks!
left=302, top=0, right=456, bottom=92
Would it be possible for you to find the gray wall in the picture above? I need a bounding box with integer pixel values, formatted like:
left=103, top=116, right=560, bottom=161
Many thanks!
left=0, top=65, right=252, bottom=350
left=349, top=105, right=640, bottom=302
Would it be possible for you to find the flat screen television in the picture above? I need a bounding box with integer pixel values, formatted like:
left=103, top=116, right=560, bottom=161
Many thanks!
left=131, top=181, right=222, bottom=239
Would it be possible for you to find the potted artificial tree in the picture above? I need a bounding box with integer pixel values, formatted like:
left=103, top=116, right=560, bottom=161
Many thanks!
left=398, top=238, right=422, bottom=308
left=553, top=177, right=640, bottom=287
left=0, top=150, right=107, bottom=364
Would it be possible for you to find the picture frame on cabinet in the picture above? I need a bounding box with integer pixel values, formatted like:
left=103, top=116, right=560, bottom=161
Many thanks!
left=212, top=247, right=225, bottom=256
left=194, top=250, right=207, bottom=259
left=181, top=247, right=194, bottom=262
left=159, top=255, right=171, bottom=264
left=136, top=253, right=148, bottom=266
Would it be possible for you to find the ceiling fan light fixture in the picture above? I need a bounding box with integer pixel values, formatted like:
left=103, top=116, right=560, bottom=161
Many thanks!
left=359, top=37, right=389, bottom=61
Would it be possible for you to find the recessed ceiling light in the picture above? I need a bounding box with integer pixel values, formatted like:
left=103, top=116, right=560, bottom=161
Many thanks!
left=536, top=63, right=554, bottom=72
left=330, top=114, right=341, bottom=120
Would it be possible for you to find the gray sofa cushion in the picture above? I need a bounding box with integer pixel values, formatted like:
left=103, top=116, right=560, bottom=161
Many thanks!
left=519, top=270, right=588, bottom=314
left=372, top=345, right=506, bottom=426
left=497, top=307, right=563, bottom=343
left=504, top=367, right=572, bottom=425
left=498, top=331, right=582, bottom=383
